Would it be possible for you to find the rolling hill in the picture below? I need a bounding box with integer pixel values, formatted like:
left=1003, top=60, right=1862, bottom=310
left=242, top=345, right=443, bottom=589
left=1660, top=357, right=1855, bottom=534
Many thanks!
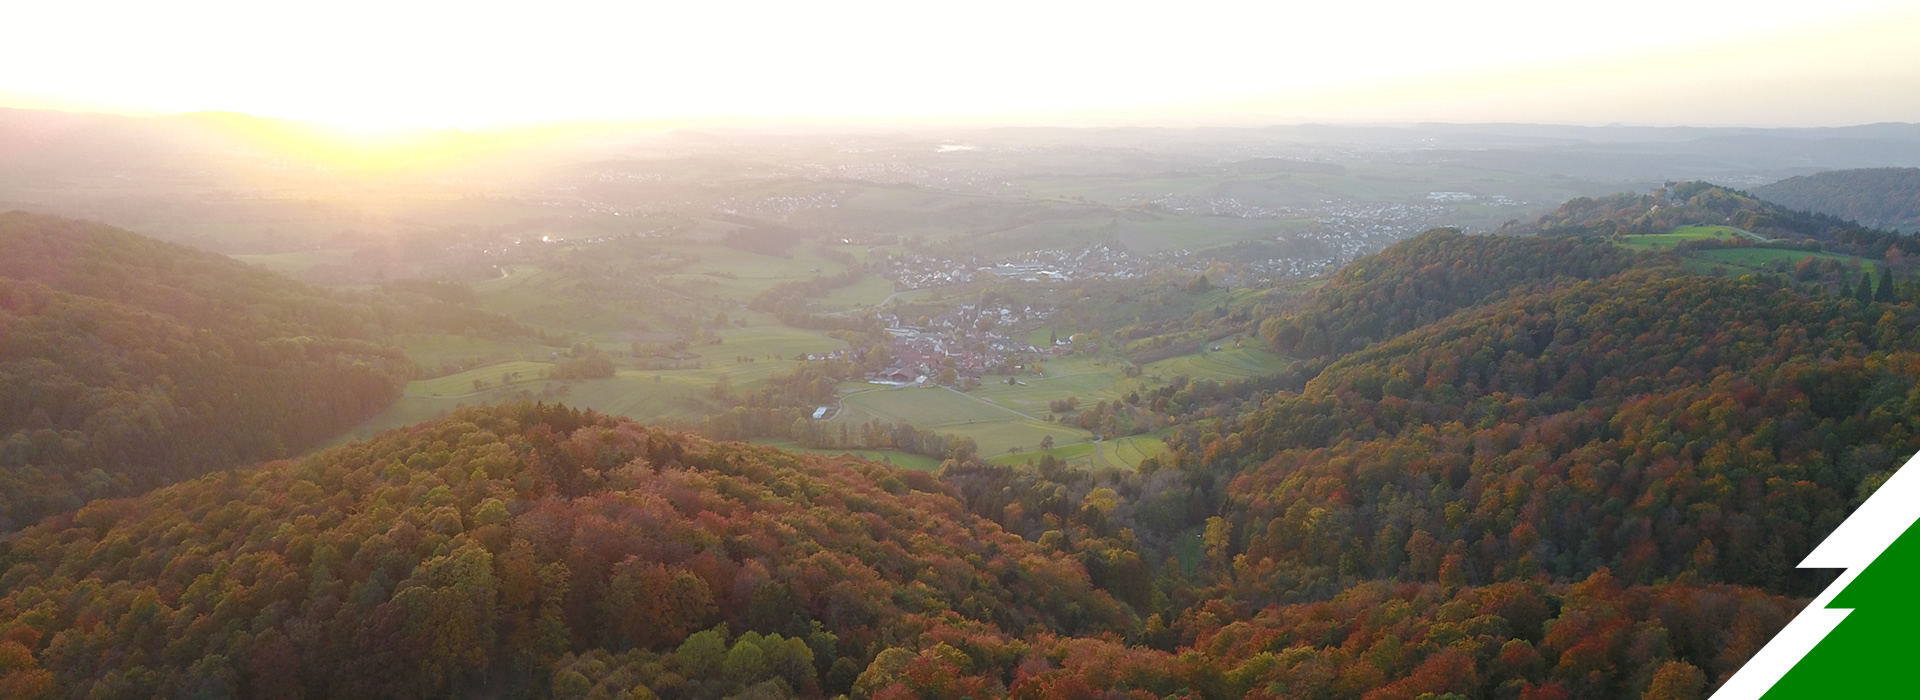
left=1753, top=167, right=1920, bottom=233
left=0, top=404, right=1129, bottom=698
left=0, top=211, right=539, bottom=530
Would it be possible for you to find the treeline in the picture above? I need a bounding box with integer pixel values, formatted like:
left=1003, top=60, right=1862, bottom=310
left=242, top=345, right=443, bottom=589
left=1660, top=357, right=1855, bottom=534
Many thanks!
left=1753, top=167, right=1920, bottom=233
left=0, top=404, right=1130, bottom=699
left=747, top=270, right=875, bottom=331
left=791, top=419, right=979, bottom=463
left=0, top=212, right=417, bottom=530
left=1258, top=229, right=1632, bottom=360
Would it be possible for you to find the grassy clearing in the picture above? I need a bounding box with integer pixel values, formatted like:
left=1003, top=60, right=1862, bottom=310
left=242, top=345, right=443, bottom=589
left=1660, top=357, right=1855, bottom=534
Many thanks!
left=1615, top=225, right=1751, bottom=251
left=396, top=333, right=560, bottom=369
left=1687, top=247, right=1862, bottom=269
left=991, top=433, right=1168, bottom=471
left=946, top=421, right=1091, bottom=459
left=712, top=323, right=848, bottom=361
left=832, top=386, right=1089, bottom=456
left=814, top=275, right=898, bottom=309
left=751, top=440, right=944, bottom=471
left=825, top=344, right=1283, bottom=468
left=1610, top=225, right=1871, bottom=274
left=972, top=357, right=1137, bottom=414
left=411, top=361, right=556, bottom=396
left=1143, top=345, right=1292, bottom=382
left=230, top=249, right=355, bottom=276
left=835, top=386, right=1021, bottom=425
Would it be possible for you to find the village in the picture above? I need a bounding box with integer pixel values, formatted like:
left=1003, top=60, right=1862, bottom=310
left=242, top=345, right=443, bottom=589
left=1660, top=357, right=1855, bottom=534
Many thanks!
left=804, top=300, right=1067, bottom=387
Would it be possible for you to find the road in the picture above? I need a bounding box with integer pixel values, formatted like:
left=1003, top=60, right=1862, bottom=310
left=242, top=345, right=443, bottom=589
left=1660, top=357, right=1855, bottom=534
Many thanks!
left=876, top=287, right=925, bottom=307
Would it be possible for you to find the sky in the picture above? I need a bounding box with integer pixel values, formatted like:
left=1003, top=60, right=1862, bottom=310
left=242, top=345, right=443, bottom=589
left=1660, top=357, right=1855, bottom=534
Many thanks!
left=6, top=0, right=1919, bottom=130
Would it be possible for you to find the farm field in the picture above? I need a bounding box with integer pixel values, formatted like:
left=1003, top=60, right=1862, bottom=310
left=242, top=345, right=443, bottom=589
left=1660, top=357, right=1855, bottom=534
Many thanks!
left=412, top=360, right=556, bottom=397
left=346, top=324, right=846, bottom=442
left=830, top=385, right=1089, bottom=457
left=1686, top=247, right=1864, bottom=270
left=991, top=433, right=1169, bottom=471
left=1143, top=345, right=1292, bottom=382
left=813, top=274, right=897, bottom=309
left=972, top=357, right=1140, bottom=414
left=710, top=322, right=848, bottom=361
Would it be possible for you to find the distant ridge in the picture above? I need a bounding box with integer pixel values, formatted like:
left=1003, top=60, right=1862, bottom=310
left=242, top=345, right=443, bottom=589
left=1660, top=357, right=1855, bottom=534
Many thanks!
left=1754, top=168, right=1920, bottom=233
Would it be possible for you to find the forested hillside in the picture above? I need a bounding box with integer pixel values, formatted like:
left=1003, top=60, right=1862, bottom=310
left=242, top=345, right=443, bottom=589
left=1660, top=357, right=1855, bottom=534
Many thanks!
left=4, top=198, right=1905, bottom=698
left=0, top=212, right=534, bottom=530
left=1754, top=168, right=1920, bottom=233
left=0, top=403, right=1802, bottom=700
left=1221, top=271, right=1918, bottom=597
left=0, top=404, right=1130, bottom=698
left=1499, top=181, right=1917, bottom=259
left=1256, top=230, right=1631, bottom=360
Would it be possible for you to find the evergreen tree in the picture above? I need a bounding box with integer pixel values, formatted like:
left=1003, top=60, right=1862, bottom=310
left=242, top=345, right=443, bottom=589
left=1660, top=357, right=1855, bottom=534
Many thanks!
left=1855, top=271, right=1874, bottom=304
left=1875, top=266, right=1895, bottom=302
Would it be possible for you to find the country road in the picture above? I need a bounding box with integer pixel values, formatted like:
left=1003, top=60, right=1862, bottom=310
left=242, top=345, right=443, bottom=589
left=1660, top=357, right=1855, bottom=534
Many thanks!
left=876, top=287, right=924, bottom=307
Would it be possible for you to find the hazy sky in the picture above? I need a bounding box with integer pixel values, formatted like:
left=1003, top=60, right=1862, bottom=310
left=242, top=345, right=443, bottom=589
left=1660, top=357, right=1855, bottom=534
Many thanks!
left=7, top=0, right=1918, bottom=129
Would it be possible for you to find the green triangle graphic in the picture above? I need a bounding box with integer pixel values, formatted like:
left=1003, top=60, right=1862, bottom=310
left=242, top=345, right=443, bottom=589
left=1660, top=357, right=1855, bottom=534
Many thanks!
left=1763, top=516, right=1920, bottom=698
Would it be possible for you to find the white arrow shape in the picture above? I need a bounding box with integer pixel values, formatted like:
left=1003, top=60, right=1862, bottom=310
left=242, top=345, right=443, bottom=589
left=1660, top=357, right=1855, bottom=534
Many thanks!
left=1713, top=448, right=1920, bottom=699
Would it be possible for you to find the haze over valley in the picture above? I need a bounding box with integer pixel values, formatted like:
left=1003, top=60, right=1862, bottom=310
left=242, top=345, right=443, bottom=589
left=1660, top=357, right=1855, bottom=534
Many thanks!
left=3, top=2, right=1919, bottom=698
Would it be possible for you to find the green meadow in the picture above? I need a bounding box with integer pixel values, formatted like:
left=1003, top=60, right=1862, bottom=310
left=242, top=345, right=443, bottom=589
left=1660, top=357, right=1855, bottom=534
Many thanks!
left=991, top=433, right=1170, bottom=471
left=1143, top=345, right=1292, bottom=382
left=830, top=385, right=1089, bottom=457
left=751, top=440, right=945, bottom=472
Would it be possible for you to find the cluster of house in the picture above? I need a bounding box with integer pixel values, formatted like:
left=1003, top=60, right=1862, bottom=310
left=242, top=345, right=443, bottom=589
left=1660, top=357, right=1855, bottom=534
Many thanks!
left=713, top=189, right=850, bottom=219
left=1146, top=194, right=1301, bottom=219
left=867, top=303, right=1064, bottom=384
left=875, top=244, right=1208, bottom=289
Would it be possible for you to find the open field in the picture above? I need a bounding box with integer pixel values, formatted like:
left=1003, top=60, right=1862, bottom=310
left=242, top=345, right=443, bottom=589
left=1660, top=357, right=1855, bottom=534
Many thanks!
left=1611, top=225, right=1874, bottom=274
left=231, top=248, right=356, bottom=276
left=814, top=275, right=898, bottom=309
left=751, top=440, right=945, bottom=471
left=1687, top=247, right=1864, bottom=269
left=346, top=323, right=847, bottom=441
left=1143, top=345, right=1292, bottom=381
left=340, top=367, right=721, bottom=442
left=397, top=333, right=562, bottom=369
left=1614, top=225, right=1756, bottom=251
left=712, top=323, right=848, bottom=360
left=834, top=386, right=1025, bottom=425
left=991, top=433, right=1169, bottom=471
left=821, top=343, right=1288, bottom=467
left=971, top=357, right=1139, bottom=414
left=830, top=385, right=1090, bottom=456
left=412, top=360, right=556, bottom=396
left=942, top=420, right=1092, bottom=459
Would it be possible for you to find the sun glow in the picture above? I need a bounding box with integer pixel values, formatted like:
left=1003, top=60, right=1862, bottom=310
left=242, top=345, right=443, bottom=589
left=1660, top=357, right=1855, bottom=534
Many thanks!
left=6, top=0, right=1919, bottom=128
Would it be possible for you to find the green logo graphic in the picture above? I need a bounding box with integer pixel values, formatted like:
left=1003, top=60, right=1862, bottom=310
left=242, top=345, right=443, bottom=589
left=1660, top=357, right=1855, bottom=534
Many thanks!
left=1761, top=517, right=1920, bottom=698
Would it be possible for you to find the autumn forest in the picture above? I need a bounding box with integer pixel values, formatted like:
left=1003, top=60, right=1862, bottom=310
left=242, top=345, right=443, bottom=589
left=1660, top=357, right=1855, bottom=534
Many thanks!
left=2, top=177, right=1917, bottom=699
